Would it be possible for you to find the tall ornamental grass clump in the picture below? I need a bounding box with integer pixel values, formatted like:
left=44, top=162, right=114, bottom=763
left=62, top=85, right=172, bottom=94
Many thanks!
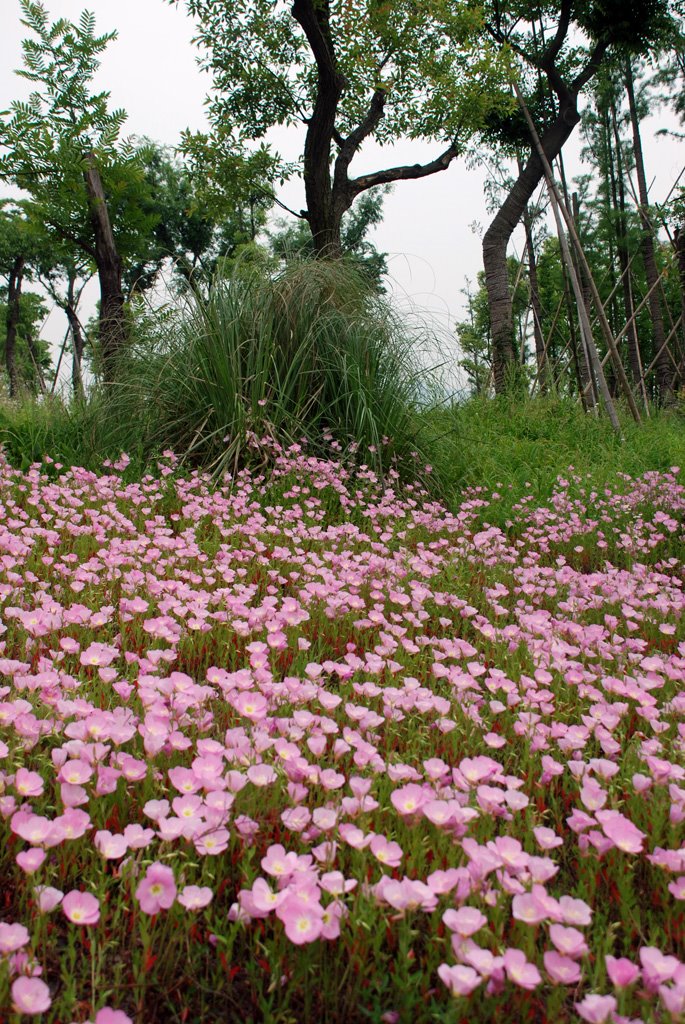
left=137, top=257, right=436, bottom=479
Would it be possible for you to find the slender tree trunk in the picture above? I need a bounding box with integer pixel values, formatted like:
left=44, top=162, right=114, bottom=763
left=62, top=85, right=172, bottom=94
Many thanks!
left=674, top=225, right=685, bottom=386
left=83, top=152, right=127, bottom=382
left=625, top=62, right=671, bottom=402
left=518, top=157, right=547, bottom=390
left=65, top=273, right=85, bottom=398
left=572, top=193, right=595, bottom=343
left=609, top=98, right=643, bottom=389
left=483, top=103, right=581, bottom=393
left=600, top=108, right=620, bottom=337
left=5, top=254, right=24, bottom=399
left=26, top=327, right=46, bottom=395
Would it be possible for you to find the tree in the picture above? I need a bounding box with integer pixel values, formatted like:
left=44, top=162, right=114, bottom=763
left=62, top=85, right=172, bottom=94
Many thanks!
left=478, top=0, right=677, bottom=393
left=131, top=143, right=274, bottom=295
left=456, top=260, right=531, bottom=395
left=0, top=203, right=50, bottom=397
left=0, top=3, right=157, bottom=381
left=38, top=246, right=92, bottom=397
left=0, top=289, right=51, bottom=395
left=179, top=0, right=509, bottom=257
left=624, top=60, right=674, bottom=400
left=269, top=186, right=391, bottom=292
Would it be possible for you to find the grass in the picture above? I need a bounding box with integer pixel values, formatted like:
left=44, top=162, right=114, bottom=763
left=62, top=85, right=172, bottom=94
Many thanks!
left=0, top=256, right=683, bottom=505
left=428, top=395, right=685, bottom=514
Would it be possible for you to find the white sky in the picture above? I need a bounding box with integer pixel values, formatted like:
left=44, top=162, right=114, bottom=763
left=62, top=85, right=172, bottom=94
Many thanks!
left=1, top=0, right=683, bottom=391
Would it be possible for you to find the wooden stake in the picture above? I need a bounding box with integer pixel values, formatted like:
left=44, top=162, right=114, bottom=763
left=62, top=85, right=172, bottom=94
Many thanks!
left=513, top=82, right=640, bottom=427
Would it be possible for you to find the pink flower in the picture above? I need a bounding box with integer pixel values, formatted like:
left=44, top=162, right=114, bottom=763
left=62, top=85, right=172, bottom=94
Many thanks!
left=277, top=895, right=324, bottom=945
left=533, top=826, right=563, bottom=850
left=35, top=886, right=63, bottom=913
left=660, top=983, right=685, bottom=1016
left=63, top=890, right=100, bottom=925
left=575, top=993, right=617, bottom=1023
left=320, top=901, right=344, bottom=940
left=442, top=906, right=487, bottom=937
left=503, top=949, right=542, bottom=990
left=135, top=862, right=177, bottom=914
left=670, top=877, right=685, bottom=900
left=595, top=810, right=645, bottom=854
left=549, top=924, right=588, bottom=959
left=512, top=892, right=549, bottom=925
left=94, top=830, right=128, bottom=859
left=438, top=963, right=482, bottom=996
left=370, top=835, right=403, bottom=868
left=639, top=946, right=680, bottom=988
left=544, top=951, right=581, bottom=984
left=390, top=784, right=426, bottom=816
left=15, top=768, right=44, bottom=798
left=11, top=977, right=51, bottom=1015
left=558, top=895, right=593, bottom=926
left=177, top=886, right=213, bottom=910
left=605, top=955, right=640, bottom=988
left=58, top=759, right=93, bottom=785
left=0, top=921, right=29, bottom=954
left=95, top=1009, right=133, bottom=1024
left=261, top=843, right=300, bottom=879
left=194, top=828, right=229, bottom=856
left=17, top=848, right=46, bottom=873
left=233, top=691, right=268, bottom=722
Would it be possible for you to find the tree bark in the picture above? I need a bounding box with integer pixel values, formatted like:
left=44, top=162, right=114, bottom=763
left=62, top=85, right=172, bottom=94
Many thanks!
left=26, top=326, right=47, bottom=395
left=625, top=62, right=671, bottom=402
left=5, top=254, right=24, bottom=399
left=83, top=152, right=127, bottom=382
left=484, top=106, right=580, bottom=392
left=609, top=97, right=643, bottom=390
left=65, top=272, right=85, bottom=398
left=292, top=0, right=346, bottom=257
left=571, top=192, right=595, bottom=360
left=519, top=158, right=547, bottom=390
left=675, top=225, right=685, bottom=386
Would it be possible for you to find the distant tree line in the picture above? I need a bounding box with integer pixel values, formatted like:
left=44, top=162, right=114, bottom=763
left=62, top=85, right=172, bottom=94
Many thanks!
left=0, top=0, right=683, bottom=408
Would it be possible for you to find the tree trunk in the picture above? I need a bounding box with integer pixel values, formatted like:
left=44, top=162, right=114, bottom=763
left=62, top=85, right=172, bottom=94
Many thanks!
left=26, top=327, right=47, bottom=395
left=571, top=193, right=595, bottom=352
left=609, top=97, right=643, bottom=390
left=83, top=152, right=127, bottom=382
left=483, top=103, right=581, bottom=393
left=625, top=62, right=671, bottom=402
left=5, top=254, right=24, bottom=399
left=675, top=225, right=685, bottom=387
left=66, top=272, right=85, bottom=399
left=518, top=156, right=547, bottom=391
left=292, top=0, right=346, bottom=258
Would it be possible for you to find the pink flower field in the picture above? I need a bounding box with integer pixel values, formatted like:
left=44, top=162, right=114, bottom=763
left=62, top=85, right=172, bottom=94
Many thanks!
left=0, top=446, right=683, bottom=1023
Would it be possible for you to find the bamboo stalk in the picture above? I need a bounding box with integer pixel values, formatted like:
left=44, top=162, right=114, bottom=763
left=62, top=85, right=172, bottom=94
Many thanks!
left=513, top=82, right=641, bottom=426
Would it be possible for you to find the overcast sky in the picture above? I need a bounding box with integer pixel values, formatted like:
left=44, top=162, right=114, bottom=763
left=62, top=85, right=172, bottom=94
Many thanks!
left=1, top=0, right=683, bottom=389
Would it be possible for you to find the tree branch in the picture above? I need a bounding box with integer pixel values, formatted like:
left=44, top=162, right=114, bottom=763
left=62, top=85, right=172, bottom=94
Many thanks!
left=332, top=88, right=388, bottom=196
left=571, top=40, right=609, bottom=95
left=45, top=220, right=96, bottom=260
left=349, top=141, right=459, bottom=196
left=343, top=88, right=387, bottom=156
left=539, top=0, right=572, bottom=69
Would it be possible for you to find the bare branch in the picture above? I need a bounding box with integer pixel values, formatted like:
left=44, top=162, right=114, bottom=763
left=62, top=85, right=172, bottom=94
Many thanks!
left=349, top=142, right=459, bottom=196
